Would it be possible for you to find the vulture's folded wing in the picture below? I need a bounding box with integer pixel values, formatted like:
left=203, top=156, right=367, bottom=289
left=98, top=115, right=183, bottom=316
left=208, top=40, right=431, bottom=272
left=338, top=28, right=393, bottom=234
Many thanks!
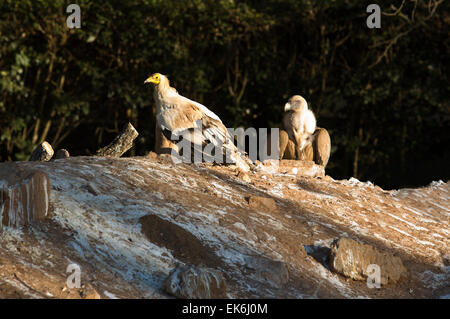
left=158, top=94, right=203, bottom=138
left=161, top=94, right=228, bottom=143
left=160, top=92, right=250, bottom=171
left=202, top=117, right=236, bottom=152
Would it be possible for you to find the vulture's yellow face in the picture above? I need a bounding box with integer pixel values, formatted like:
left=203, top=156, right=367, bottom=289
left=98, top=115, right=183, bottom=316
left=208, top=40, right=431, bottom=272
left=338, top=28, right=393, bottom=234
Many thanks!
left=144, top=73, right=161, bottom=85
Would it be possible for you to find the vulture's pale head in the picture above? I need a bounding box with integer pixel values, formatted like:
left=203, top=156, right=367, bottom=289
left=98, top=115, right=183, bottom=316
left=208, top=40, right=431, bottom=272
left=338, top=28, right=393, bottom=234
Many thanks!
left=284, top=95, right=308, bottom=112
left=144, top=73, right=169, bottom=87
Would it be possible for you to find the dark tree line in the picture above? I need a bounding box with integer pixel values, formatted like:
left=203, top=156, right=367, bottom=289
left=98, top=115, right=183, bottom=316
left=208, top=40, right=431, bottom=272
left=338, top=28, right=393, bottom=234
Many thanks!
left=0, top=0, right=448, bottom=189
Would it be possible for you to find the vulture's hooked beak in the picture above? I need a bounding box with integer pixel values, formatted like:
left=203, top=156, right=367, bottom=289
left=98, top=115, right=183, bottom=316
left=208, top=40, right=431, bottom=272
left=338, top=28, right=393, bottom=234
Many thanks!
left=284, top=102, right=291, bottom=111
left=144, top=75, right=159, bottom=85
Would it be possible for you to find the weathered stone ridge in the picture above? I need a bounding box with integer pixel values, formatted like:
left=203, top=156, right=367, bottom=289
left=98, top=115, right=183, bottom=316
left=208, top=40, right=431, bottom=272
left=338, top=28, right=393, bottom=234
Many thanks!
left=330, top=237, right=408, bottom=285
left=0, top=163, right=50, bottom=229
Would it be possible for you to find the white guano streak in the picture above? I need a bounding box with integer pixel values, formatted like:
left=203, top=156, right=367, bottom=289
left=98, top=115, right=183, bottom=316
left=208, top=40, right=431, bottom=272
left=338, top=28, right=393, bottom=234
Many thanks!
left=43, top=177, right=49, bottom=216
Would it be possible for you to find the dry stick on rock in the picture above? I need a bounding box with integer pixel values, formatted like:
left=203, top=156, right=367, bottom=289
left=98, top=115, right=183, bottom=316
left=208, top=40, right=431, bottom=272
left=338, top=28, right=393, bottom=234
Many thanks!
left=96, top=122, right=139, bottom=157
left=29, top=141, right=54, bottom=161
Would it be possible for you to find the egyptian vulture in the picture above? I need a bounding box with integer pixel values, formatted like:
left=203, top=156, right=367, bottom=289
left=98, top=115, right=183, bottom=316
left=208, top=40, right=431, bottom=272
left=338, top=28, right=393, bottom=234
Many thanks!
left=283, top=95, right=317, bottom=159
left=144, top=73, right=251, bottom=172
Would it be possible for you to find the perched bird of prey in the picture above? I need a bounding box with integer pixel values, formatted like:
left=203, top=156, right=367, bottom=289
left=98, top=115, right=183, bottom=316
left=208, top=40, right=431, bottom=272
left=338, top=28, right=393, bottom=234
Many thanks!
left=283, top=95, right=317, bottom=159
left=144, top=73, right=251, bottom=172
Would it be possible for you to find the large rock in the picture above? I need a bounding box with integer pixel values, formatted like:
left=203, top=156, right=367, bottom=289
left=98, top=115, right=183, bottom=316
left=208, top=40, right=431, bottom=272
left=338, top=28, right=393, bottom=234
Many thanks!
left=0, top=163, right=51, bottom=229
left=164, top=265, right=227, bottom=299
left=247, top=195, right=278, bottom=212
left=329, top=237, right=407, bottom=285
left=53, top=149, right=70, bottom=159
left=139, top=214, right=222, bottom=268
left=244, top=256, right=289, bottom=289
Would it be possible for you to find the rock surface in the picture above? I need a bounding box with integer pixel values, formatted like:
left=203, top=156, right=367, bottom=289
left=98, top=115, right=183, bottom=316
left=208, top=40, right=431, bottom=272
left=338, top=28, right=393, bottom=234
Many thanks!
left=0, top=156, right=448, bottom=298
left=0, top=164, right=50, bottom=229
left=329, top=237, right=408, bottom=285
left=245, top=256, right=289, bottom=289
left=53, top=149, right=70, bottom=159
left=278, top=160, right=324, bottom=178
left=139, top=214, right=221, bottom=268
left=164, top=265, right=227, bottom=299
left=247, top=195, right=278, bottom=212
left=237, top=171, right=251, bottom=183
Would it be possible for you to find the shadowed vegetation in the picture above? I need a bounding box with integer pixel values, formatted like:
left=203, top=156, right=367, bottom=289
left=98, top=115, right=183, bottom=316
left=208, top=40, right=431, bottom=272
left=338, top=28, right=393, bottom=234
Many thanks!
left=0, top=0, right=448, bottom=189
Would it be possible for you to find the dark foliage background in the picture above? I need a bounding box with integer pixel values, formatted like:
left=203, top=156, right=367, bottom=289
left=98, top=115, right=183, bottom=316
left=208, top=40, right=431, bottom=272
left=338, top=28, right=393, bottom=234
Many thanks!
left=0, top=0, right=448, bottom=189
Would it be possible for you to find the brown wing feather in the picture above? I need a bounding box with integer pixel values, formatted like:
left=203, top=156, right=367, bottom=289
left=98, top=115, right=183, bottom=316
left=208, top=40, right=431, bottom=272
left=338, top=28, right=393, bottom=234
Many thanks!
left=202, top=116, right=229, bottom=139
left=313, top=128, right=331, bottom=167
left=164, top=100, right=204, bottom=133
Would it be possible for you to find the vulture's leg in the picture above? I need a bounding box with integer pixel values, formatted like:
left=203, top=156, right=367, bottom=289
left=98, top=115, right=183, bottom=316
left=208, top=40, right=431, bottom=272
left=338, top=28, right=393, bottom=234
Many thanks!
left=292, top=129, right=303, bottom=160
left=162, top=128, right=176, bottom=142
left=155, top=125, right=163, bottom=153
left=155, top=125, right=177, bottom=154
left=157, top=127, right=180, bottom=155
left=302, top=142, right=314, bottom=161
left=279, top=130, right=289, bottom=160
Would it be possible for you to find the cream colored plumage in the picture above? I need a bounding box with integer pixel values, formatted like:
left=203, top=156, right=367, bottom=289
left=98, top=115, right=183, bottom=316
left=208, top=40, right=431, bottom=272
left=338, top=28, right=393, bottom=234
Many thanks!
left=283, top=95, right=316, bottom=159
left=145, top=73, right=250, bottom=172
